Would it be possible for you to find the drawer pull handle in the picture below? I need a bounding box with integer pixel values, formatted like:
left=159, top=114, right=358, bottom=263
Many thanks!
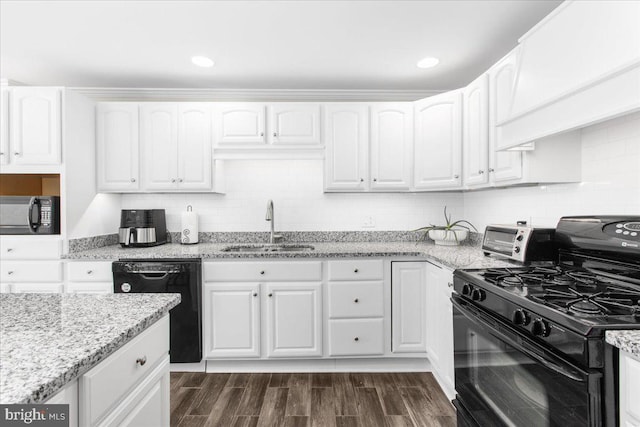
left=7, top=248, right=12, bottom=252
left=7, top=271, right=14, bottom=275
left=268, top=293, right=273, bottom=297
left=354, top=268, right=359, bottom=273
left=136, top=356, right=147, bottom=366
left=253, top=292, right=258, bottom=297
left=260, top=271, right=265, bottom=275
left=354, top=298, right=359, bottom=303
left=87, top=270, right=93, bottom=275
left=448, top=282, right=453, bottom=288
left=354, top=337, right=359, bottom=342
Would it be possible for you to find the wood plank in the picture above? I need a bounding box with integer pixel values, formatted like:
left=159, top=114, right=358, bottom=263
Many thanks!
left=226, top=373, right=251, bottom=388
left=236, top=374, right=271, bottom=416
left=178, top=415, right=209, bottom=427
left=399, top=387, right=440, bottom=426
left=204, top=387, right=245, bottom=427
left=286, top=373, right=311, bottom=416
left=371, top=373, right=408, bottom=416
left=284, top=416, right=310, bottom=427
left=392, top=373, right=423, bottom=388
left=384, top=415, right=414, bottom=427
left=336, top=416, right=361, bottom=427
left=188, top=373, right=231, bottom=416
left=170, top=372, right=187, bottom=394
left=311, top=387, right=336, bottom=427
left=311, top=373, right=333, bottom=388
left=232, top=416, right=259, bottom=427
left=269, top=373, right=291, bottom=387
left=257, top=387, right=289, bottom=427
left=419, top=374, right=455, bottom=416
left=182, top=372, right=209, bottom=388
left=334, top=373, right=359, bottom=416
left=349, top=373, right=374, bottom=388
left=356, top=388, right=386, bottom=427
left=433, top=416, right=456, bottom=427
left=171, top=388, right=198, bottom=427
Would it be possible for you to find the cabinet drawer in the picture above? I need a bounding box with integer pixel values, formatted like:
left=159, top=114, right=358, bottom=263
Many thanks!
left=11, top=282, right=63, bottom=293
left=80, top=315, right=169, bottom=427
left=1, top=261, right=62, bottom=282
left=328, top=319, right=384, bottom=356
left=66, top=282, right=113, bottom=294
left=0, top=237, right=62, bottom=260
left=68, top=261, right=114, bottom=282
left=204, top=261, right=322, bottom=282
left=328, top=281, right=384, bottom=318
left=328, top=259, right=383, bottom=281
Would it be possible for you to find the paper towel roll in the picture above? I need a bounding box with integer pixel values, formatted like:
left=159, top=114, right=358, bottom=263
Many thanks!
left=181, top=206, right=198, bottom=244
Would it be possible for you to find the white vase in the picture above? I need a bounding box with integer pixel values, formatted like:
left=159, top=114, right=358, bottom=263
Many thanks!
left=428, top=229, right=469, bottom=246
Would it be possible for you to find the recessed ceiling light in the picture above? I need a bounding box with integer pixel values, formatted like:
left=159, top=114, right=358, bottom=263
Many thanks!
left=191, top=56, right=214, bottom=68
left=416, top=57, right=440, bottom=69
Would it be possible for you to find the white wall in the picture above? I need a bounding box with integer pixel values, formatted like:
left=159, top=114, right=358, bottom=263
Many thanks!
left=122, top=160, right=464, bottom=232
left=464, top=112, right=640, bottom=230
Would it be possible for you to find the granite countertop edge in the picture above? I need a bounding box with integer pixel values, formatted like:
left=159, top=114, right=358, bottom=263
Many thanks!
left=1, top=294, right=181, bottom=404
left=605, top=330, right=640, bottom=357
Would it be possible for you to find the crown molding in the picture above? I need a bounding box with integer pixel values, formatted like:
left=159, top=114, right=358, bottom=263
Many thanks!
left=68, top=87, right=443, bottom=102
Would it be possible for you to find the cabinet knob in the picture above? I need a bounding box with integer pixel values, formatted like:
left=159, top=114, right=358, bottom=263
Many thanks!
left=478, top=170, right=484, bottom=174
left=136, top=356, right=147, bottom=366
left=273, top=132, right=277, bottom=137
left=87, top=270, right=93, bottom=275
left=373, top=178, right=377, bottom=182
left=6, top=248, right=12, bottom=252
left=178, top=178, right=183, bottom=183
left=260, top=132, right=264, bottom=137
left=130, top=178, right=136, bottom=183
left=260, top=270, right=265, bottom=275
left=354, top=337, right=359, bottom=342
left=454, top=174, right=459, bottom=179
left=171, top=178, right=176, bottom=183
left=354, top=268, right=359, bottom=273
left=448, top=282, right=453, bottom=288
left=489, top=168, right=495, bottom=172
left=268, top=293, right=273, bottom=297
left=354, top=298, right=359, bottom=303
left=0, top=152, right=4, bottom=156
left=253, top=292, right=258, bottom=297
left=360, top=178, right=364, bottom=182
left=7, top=271, right=13, bottom=275
left=14, top=152, right=20, bottom=156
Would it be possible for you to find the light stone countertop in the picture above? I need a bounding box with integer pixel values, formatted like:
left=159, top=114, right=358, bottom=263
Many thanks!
left=605, top=330, right=640, bottom=358
left=63, top=241, right=517, bottom=270
left=0, top=293, right=181, bottom=404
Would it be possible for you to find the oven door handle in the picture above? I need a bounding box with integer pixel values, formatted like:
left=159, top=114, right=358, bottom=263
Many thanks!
left=451, top=296, right=588, bottom=383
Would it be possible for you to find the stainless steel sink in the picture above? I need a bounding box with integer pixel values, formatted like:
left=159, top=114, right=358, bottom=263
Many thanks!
left=221, top=244, right=315, bottom=253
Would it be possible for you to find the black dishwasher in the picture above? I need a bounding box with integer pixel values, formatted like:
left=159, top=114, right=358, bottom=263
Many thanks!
left=113, top=259, right=202, bottom=363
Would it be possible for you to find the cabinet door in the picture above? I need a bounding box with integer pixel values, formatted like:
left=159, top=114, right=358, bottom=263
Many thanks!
left=324, top=104, right=369, bottom=191
left=178, top=104, right=212, bottom=190
left=0, top=87, right=8, bottom=165
left=488, top=48, right=523, bottom=182
left=463, top=74, right=489, bottom=187
left=370, top=103, right=413, bottom=191
left=204, top=283, right=260, bottom=358
left=214, top=103, right=266, bottom=145
left=391, top=262, right=427, bottom=353
left=140, top=104, right=179, bottom=191
left=269, top=103, right=321, bottom=145
left=413, top=91, right=462, bottom=190
left=265, top=282, right=322, bottom=357
left=118, top=366, right=170, bottom=427
left=10, top=87, right=61, bottom=165
left=620, top=350, right=640, bottom=427
left=96, top=103, right=140, bottom=191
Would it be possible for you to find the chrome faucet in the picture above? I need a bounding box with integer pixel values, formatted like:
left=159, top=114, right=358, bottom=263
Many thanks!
left=265, top=199, right=279, bottom=244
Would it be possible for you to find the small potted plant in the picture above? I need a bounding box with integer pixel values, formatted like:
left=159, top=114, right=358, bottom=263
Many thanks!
left=415, top=207, right=477, bottom=246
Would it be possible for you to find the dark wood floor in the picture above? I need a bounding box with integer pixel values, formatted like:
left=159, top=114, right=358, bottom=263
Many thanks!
left=170, top=372, right=456, bottom=427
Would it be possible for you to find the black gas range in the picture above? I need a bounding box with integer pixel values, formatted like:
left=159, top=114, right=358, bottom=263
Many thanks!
left=452, top=216, right=640, bottom=427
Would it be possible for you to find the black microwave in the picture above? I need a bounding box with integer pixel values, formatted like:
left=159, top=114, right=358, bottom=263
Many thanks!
left=0, top=196, right=60, bottom=235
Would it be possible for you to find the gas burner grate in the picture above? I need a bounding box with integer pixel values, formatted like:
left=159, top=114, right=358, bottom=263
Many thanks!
left=528, top=286, right=640, bottom=317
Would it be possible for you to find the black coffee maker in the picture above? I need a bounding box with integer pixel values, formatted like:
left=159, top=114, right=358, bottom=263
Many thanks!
left=118, top=209, right=168, bottom=247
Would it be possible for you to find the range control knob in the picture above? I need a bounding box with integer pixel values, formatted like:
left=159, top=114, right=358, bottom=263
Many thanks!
left=516, top=235, right=524, bottom=241
left=532, top=319, right=550, bottom=337
left=471, top=288, right=486, bottom=302
left=514, top=246, right=521, bottom=253
left=462, top=284, right=473, bottom=296
left=512, top=309, right=530, bottom=326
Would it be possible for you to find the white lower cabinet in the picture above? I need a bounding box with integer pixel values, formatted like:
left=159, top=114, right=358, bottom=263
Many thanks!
left=1, top=237, right=63, bottom=293
left=426, top=262, right=455, bottom=398
left=203, top=283, right=260, bottom=358
left=328, top=318, right=384, bottom=356
left=265, top=282, right=322, bottom=357
left=65, top=261, right=114, bottom=294
left=79, top=315, right=170, bottom=427
left=620, top=349, right=640, bottom=427
left=391, top=262, right=427, bottom=353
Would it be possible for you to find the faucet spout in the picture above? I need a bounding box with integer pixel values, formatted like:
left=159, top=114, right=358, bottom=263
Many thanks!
left=265, top=200, right=275, bottom=244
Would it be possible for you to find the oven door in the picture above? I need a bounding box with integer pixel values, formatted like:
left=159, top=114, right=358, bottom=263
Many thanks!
left=452, top=295, right=603, bottom=427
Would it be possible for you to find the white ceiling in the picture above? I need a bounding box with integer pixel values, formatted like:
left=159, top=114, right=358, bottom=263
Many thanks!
left=0, top=0, right=562, bottom=91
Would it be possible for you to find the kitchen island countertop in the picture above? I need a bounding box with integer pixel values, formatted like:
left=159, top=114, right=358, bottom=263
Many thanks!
left=63, top=241, right=517, bottom=270
left=605, top=330, right=640, bottom=357
left=0, top=293, right=180, bottom=404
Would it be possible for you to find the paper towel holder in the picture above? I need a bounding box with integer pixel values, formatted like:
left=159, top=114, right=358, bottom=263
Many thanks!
left=181, top=205, right=199, bottom=245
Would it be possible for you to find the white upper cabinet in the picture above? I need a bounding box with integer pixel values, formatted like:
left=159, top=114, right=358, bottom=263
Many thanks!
left=214, top=103, right=266, bottom=145
left=96, top=103, right=139, bottom=192
left=488, top=48, right=523, bottom=183
left=413, top=91, right=462, bottom=190
left=499, top=1, right=640, bottom=148
left=324, top=104, right=369, bottom=191
left=462, top=74, right=489, bottom=187
left=140, top=104, right=179, bottom=191
left=0, top=87, right=8, bottom=165
left=269, top=103, right=321, bottom=145
left=9, top=87, right=61, bottom=165
left=178, top=104, right=212, bottom=190
left=370, top=103, right=413, bottom=191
